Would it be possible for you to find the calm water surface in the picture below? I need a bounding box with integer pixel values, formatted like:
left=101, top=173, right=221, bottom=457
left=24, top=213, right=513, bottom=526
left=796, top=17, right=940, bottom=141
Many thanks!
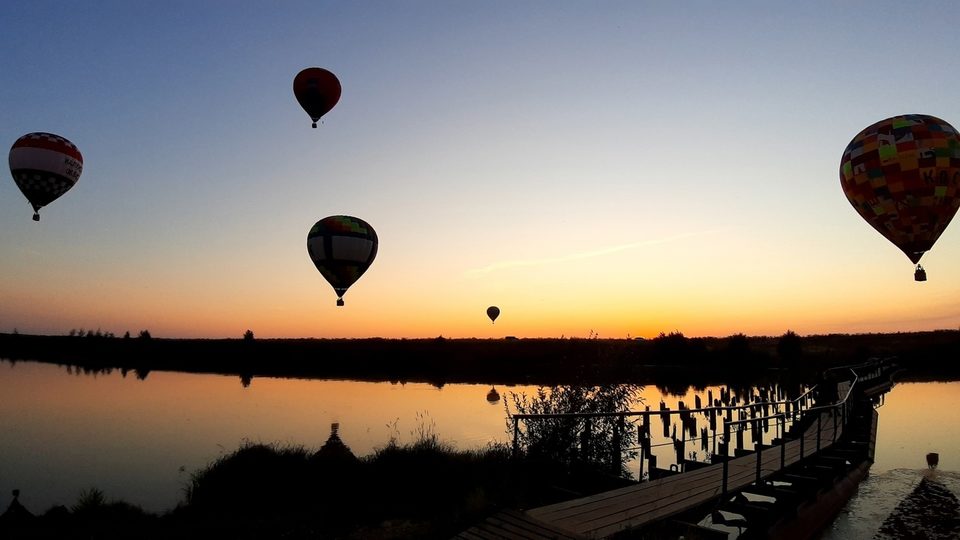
left=2, top=360, right=958, bottom=535
left=822, top=381, right=960, bottom=539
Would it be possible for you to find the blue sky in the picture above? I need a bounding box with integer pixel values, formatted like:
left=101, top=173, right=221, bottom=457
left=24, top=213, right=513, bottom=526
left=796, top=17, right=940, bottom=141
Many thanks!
left=3, top=1, right=960, bottom=338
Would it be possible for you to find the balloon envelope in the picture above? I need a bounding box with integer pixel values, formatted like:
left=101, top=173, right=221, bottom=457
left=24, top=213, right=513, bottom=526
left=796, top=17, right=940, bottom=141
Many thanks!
left=307, top=216, right=378, bottom=305
left=9, top=132, right=83, bottom=220
left=293, top=68, right=341, bottom=127
left=840, top=114, right=960, bottom=264
left=486, top=306, right=500, bottom=323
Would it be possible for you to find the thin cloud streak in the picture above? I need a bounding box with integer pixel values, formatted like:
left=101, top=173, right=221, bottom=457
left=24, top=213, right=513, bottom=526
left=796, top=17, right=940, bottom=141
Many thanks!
left=465, top=229, right=729, bottom=277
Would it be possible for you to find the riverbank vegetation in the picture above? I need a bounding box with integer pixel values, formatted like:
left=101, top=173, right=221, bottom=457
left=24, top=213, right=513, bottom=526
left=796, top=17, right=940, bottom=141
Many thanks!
left=0, top=418, right=633, bottom=539
left=1, top=329, right=958, bottom=387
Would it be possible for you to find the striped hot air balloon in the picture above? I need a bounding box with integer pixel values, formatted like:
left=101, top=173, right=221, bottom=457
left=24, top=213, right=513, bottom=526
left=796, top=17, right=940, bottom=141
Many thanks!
left=307, top=216, right=378, bottom=306
left=9, top=132, right=83, bottom=221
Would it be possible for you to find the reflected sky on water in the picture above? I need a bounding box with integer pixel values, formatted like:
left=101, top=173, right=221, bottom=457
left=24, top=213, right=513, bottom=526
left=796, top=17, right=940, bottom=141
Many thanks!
left=2, top=361, right=957, bottom=521
left=0, top=361, right=534, bottom=512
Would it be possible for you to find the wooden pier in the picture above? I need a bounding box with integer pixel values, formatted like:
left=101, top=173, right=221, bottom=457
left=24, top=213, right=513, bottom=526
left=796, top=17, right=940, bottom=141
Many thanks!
left=456, top=359, right=894, bottom=539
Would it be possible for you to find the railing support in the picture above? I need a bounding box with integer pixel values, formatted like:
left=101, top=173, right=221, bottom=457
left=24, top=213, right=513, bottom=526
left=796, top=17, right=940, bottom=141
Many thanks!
left=756, top=437, right=763, bottom=485
left=816, top=414, right=822, bottom=452
left=721, top=420, right=730, bottom=496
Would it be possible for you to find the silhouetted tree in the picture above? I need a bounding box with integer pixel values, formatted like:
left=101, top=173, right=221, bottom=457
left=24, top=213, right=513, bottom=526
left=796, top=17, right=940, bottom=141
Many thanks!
left=123, top=331, right=131, bottom=339
left=652, top=331, right=690, bottom=363
left=510, top=384, right=642, bottom=477
left=725, top=333, right=750, bottom=358
left=138, top=330, right=151, bottom=340
left=243, top=329, right=255, bottom=341
left=777, top=330, right=802, bottom=364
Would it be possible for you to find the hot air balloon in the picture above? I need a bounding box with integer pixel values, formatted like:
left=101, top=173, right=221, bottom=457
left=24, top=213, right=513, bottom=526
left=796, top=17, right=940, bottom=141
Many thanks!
left=9, top=132, right=83, bottom=221
left=840, top=114, right=960, bottom=281
left=486, top=306, right=500, bottom=324
left=307, top=216, right=378, bottom=306
left=486, top=386, right=500, bottom=404
left=293, top=67, right=341, bottom=128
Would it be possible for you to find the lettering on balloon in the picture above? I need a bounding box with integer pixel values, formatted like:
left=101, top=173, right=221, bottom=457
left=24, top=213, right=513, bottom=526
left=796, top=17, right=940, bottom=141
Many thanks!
left=63, top=158, right=81, bottom=181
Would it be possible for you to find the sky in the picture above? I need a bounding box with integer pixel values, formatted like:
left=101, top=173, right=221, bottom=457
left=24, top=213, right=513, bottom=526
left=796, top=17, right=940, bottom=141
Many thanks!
left=2, top=1, right=960, bottom=339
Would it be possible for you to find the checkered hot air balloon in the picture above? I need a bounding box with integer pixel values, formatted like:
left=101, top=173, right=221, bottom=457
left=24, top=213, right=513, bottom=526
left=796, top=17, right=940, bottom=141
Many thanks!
left=840, top=114, right=960, bottom=281
left=9, top=132, right=83, bottom=221
left=307, top=216, right=378, bottom=306
left=293, top=68, right=341, bottom=128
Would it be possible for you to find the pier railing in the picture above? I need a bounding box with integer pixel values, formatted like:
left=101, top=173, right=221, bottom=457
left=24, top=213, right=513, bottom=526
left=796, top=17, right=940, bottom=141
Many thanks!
left=509, top=359, right=891, bottom=485
left=717, top=367, right=859, bottom=495
left=511, top=384, right=819, bottom=480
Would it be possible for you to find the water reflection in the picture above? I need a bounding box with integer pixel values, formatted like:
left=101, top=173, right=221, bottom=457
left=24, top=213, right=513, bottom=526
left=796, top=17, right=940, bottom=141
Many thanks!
left=3, top=358, right=959, bottom=527
left=0, top=360, right=531, bottom=513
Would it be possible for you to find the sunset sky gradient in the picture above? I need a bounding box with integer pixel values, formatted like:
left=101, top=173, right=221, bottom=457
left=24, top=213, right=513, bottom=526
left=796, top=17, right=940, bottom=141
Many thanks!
left=3, top=1, right=960, bottom=339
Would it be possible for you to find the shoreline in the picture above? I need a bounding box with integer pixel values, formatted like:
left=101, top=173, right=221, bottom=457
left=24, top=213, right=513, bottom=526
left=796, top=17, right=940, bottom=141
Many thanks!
left=2, top=330, right=959, bottom=386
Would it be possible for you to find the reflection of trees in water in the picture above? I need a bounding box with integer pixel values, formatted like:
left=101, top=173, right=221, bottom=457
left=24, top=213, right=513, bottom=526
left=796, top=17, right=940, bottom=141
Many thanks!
left=509, top=384, right=642, bottom=478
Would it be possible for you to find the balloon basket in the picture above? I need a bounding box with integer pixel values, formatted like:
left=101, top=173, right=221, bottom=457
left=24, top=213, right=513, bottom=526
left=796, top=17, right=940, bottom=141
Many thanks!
left=336, top=298, right=344, bottom=307
left=915, top=265, right=927, bottom=282
left=32, top=213, right=39, bottom=222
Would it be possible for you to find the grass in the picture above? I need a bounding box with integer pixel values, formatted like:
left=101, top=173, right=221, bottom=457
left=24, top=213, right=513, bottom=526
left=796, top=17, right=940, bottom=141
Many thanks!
left=1, top=428, right=620, bottom=539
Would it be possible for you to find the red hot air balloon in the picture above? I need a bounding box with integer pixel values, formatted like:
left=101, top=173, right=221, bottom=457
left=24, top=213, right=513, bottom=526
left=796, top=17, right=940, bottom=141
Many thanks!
left=9, top=132, right=83, bottom=221
left=486, top=306, right=500, bottom=324
left=840, top=114, right=960, bottom=281
left=293, top=68, right=341, bottom=128
left=307, top=216, right=378, bottom=306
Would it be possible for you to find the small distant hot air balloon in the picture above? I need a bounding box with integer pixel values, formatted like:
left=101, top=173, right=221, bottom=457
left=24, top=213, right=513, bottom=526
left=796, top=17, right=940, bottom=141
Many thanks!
left=486, top=306, right=500, bottom=324
left=9, top=132, right=83, bottom=221
left=486, top=386, right=500, bottom=404
left=840, top=114, right=960, bottom=281
left=307, top=216, right=378, bottom=306
left=293, top=67, right=341, bottom=128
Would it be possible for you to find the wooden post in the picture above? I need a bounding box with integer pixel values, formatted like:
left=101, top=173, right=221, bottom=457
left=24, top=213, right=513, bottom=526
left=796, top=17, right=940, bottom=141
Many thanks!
left=512, top=417, right=519, bottom=459
left=780, top=414, right=786, bottom=470
left=756, top=434, right=763, bottom=484
left=816, top=414, right=822, bottom=452
left=581, top=418, right=592, bottom=462
left=722, top=420, right=730, bottom=495
left=638, top=423, right=645, bottom=482
left=612, top=415, right=623, bottom=476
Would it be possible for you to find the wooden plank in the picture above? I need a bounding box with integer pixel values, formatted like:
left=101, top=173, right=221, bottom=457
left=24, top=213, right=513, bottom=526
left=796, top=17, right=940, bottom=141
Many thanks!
left=483, top=516, right=556, bottom=540
left=454, top=527, right=502, bottom=540
left=530, top=461, right=727, bottom=517
left=458, top=510, right=586, bottom=540
left=527, top=409, right=845, bottom=537
left=495, top=510, right=585, bottom=539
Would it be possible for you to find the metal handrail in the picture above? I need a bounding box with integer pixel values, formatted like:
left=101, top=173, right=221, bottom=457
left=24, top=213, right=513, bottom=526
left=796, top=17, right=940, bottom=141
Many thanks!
left=510, top=384, right=818, bottom=468
left=718, top=367, right=865, bottom=495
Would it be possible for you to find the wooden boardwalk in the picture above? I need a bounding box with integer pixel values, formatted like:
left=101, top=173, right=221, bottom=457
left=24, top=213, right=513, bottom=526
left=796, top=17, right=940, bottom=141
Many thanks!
left=521, top=410, right=841, bottom=539
left=454, top=509, right=587, bottom=540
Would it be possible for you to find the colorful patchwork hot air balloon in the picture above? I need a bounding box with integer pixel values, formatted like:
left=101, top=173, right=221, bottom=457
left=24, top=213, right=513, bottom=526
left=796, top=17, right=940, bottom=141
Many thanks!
left=840, top=114, right=960, bottom=281
left=9, top=132, right=83, bottom=221
left=307, top=216, right=378, bottom=306
left=486, top=306, right=500, bottom=324
left=293, top=67, right=341, bottom=128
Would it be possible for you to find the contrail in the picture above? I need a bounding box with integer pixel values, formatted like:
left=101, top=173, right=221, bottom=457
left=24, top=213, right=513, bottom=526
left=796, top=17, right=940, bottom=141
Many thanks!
left=465, top=229, right=727, bottom=277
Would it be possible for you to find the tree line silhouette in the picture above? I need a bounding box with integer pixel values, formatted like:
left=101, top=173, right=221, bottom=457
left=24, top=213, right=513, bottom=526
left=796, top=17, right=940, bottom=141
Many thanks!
left=1, top=329, right=958, bottom=386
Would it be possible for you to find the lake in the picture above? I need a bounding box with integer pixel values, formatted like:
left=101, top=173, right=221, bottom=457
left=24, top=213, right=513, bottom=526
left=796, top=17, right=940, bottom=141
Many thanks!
left=1, top=359, right=958, bottom=535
